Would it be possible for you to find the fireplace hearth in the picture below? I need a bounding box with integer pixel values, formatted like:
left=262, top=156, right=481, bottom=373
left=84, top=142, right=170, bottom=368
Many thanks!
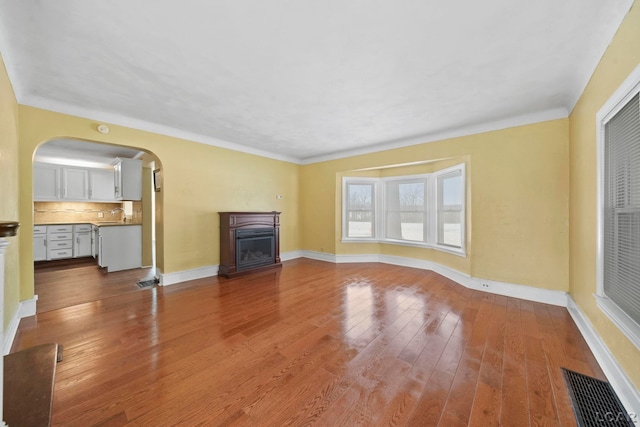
left=218, top=212, right=281, bottom=278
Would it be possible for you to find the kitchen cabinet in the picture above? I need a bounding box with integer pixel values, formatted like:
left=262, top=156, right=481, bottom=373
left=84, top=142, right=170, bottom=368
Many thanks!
left=92, top=225, right=99, bottom=258
left=73, top=224, right=92, bottom=258
left=89, top=169, right=116, bottom=201
left=98, top=225, right=141, bottom=272
left=34, top=162, right=141, bottom=202
left=33, top=226, right=47, bottom=261
left=113, top=158, right=142, bottom=201
left=62, top=168, right=89, bottom=200
left=33, top=163, right=60, bottom=200
left=46, top=225, right=73, bottom=260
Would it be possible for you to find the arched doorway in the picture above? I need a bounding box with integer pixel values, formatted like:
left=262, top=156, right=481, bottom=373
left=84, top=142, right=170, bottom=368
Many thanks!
left=32, top=138, right=162, bottom=313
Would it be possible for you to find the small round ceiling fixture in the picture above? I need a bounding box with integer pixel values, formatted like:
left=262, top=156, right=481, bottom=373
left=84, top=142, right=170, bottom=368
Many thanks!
left=97, top=124, right=110, bottom=134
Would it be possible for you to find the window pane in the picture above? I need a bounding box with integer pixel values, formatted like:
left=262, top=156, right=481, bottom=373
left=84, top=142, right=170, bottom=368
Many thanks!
left=438, top=172, right=463, bottom=247
left=385, top=181, right=425, bottom=242
left=603, top=93, right=640, bottom=325
left=347, top=183, right=374, bottom=238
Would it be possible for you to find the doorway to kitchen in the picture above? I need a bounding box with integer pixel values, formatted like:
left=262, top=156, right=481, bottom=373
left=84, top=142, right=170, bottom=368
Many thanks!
left=32, top=138, right=162, bottom=313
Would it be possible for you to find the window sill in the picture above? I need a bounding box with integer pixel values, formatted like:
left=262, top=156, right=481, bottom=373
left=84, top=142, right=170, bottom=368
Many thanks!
left=595, top=294, right=640, bottom=351
left=341, top=238, right=466, bottom=257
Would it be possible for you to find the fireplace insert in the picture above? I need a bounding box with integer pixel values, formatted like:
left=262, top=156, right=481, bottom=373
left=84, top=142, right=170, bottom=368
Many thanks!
left=236, top=228, right=275, bottom=271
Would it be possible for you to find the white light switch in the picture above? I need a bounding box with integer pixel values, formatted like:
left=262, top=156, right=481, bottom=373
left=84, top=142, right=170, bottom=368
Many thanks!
left=276, top=195, right=283, bottom=199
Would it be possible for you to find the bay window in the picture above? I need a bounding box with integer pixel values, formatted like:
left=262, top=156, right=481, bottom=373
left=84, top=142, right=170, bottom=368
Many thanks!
left=342, top=163, right=466, bottom=255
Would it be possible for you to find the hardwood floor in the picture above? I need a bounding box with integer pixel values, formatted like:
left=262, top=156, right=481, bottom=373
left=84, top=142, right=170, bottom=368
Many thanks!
left=13, top=259, right=603, bottom=426
left=34, top=257, right=156, bottom=313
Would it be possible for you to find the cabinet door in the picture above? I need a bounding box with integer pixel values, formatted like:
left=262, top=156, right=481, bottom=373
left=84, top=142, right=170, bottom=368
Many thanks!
left=33, top=163, right=60, bottom=200
left=113, top=158, right=142, bottom=200
left=62, top=168, right=89, bottom=200
left=74, top=232, right=92, bottom=258
left=33, top=235, right=47, bottom=261
left=89, top=169, right=116, bottom=201
left=113, top=162, right=122, bottom=199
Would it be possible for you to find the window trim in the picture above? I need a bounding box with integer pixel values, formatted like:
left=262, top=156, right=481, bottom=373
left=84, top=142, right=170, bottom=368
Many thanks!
left=381, top=173, right=430, bottom=244
left=595, top=64, right=640, bottom=351
left=342, top=178, right=378, bottom=242
left=434, top=164, right=466, bottom=252
left=341, top=164, right=466, bottom=257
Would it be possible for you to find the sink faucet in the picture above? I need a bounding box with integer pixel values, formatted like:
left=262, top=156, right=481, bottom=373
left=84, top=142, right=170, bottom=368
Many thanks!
left=110, top=207, right=125, bottom=216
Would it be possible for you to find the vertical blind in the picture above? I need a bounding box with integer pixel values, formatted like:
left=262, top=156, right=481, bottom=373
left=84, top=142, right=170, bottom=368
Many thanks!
left=603, top=93, right=640, bottom=325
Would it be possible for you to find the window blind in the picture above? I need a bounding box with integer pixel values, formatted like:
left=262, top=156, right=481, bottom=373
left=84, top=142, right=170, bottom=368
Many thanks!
left=603, top=93, right=640, bottom=325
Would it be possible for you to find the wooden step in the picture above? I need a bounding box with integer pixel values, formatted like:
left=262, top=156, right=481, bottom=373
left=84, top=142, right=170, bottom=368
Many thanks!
left=4, top=343, right=59, bottom=427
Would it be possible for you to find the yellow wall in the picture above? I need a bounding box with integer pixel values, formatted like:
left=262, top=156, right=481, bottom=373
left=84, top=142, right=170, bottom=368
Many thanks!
left=301, top=118, right=570, bottom=291
left=569, top=2, right=640, bottom=388
left=0, top=53, right=20, bottom=331
left=17, top=106, right=300, bottom=298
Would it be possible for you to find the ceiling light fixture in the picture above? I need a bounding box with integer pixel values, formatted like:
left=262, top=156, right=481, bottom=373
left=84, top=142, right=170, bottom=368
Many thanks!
left=97, top=124, right=110, bottom=134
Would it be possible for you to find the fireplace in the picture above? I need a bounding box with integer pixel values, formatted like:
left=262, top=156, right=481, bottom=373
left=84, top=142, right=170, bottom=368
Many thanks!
left=236, top=228, right=275, bottom=270
left=218, top=212, right=281, bottom=278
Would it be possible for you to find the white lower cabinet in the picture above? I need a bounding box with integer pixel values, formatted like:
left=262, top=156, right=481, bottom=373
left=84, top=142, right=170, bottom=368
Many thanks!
left=35, top=223, right=98, bottom=261
left=98, top=225, right=141, bottom=272
left=33, top=226, right=47, bottom=261
left=73, top=224, right=92, bottom=258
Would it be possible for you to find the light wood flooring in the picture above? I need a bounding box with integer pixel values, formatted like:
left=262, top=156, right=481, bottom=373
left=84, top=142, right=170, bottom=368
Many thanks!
left=13, top=258, right=604, bottom=426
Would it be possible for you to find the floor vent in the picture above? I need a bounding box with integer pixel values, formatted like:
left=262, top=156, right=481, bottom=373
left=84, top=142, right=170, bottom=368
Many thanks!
left=137, top=278, right=158, bottom=288
left=562, top=368, right=633, bottom=426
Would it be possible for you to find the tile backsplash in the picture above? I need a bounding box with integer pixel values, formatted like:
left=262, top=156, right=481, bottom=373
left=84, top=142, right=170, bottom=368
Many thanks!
left=34, top=202, right=143, bottom=224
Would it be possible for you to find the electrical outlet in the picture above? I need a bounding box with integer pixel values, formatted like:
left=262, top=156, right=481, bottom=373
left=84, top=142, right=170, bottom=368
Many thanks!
left=482, top=283, right=490, bottom=289
left=98, top=212, right=104, bottom=218
left=276, top=195, right=283, bottom=200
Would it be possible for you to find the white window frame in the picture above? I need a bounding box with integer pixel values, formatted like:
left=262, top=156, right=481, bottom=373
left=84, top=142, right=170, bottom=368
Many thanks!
left=342, top=163, right=466, bottom=256
left=435, top=164, right=466, bottom=252
left=381, top=174, right=430, bottom=245
left=595, top=64, right=640, bottom=351
left=342, top=178, right=377, bottom=241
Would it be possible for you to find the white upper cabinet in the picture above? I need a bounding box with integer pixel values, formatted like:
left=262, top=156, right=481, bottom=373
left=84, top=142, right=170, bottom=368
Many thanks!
left=89, top=169, right=116, bottom=201
left=34, top=160, right=141, bottom=202
left=113, top=158, right=142, bottom=201
left=33, top=163, right=60, bottom=200
left=62, top=168, right=89, bottom=200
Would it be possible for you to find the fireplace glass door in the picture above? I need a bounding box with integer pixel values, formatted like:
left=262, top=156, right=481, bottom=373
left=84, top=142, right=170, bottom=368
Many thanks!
left=236, top=228, right=275, bottom=271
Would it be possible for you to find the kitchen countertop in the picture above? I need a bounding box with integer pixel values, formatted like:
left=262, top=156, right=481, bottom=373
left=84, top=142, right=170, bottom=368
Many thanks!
left=35, top=222, right=141, bottom=227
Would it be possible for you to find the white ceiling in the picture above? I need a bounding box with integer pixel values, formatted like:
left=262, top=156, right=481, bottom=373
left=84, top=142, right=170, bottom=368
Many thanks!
left=0, top=1, right=633, bottom=164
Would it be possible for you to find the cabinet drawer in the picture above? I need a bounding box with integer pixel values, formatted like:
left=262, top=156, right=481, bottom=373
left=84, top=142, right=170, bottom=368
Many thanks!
left=33, top=225, right=47, bottom=234
left=48, top=248, right=73, bottom=259
left=73, top=224, right=92, bottom=232
left=47, top=232, right=72, bottom=241
left=47, top=225, right=73, bottom=234
left=49, top=240, right=72, bottom=249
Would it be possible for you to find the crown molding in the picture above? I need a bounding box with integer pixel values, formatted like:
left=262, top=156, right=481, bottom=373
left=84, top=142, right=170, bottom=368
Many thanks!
left=300, top=107, right=568, bottom=164
left=17, top=94, right=570, bottom=167
left=20, top=94, right=301, bottom=165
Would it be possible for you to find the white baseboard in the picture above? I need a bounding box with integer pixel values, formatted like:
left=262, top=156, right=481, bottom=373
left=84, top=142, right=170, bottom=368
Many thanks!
left=3, top=295, right=38, bottom=355
left=298, top=250, right=568, bottom=307
left=567, top=297, right=640, bottom=416
left=157, top=250, right=305, bottom=286
left=280, top=250, right=304, bottom=261
left=157, top=265, right=219, bottom=287
left=152, top=250, right=566, bottom=307
left=298, top=250, right=337, bottom=263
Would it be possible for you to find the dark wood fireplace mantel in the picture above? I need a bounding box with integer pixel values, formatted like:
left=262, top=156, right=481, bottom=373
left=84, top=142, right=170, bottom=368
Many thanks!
left=218, top=212, right=281, bottom=278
